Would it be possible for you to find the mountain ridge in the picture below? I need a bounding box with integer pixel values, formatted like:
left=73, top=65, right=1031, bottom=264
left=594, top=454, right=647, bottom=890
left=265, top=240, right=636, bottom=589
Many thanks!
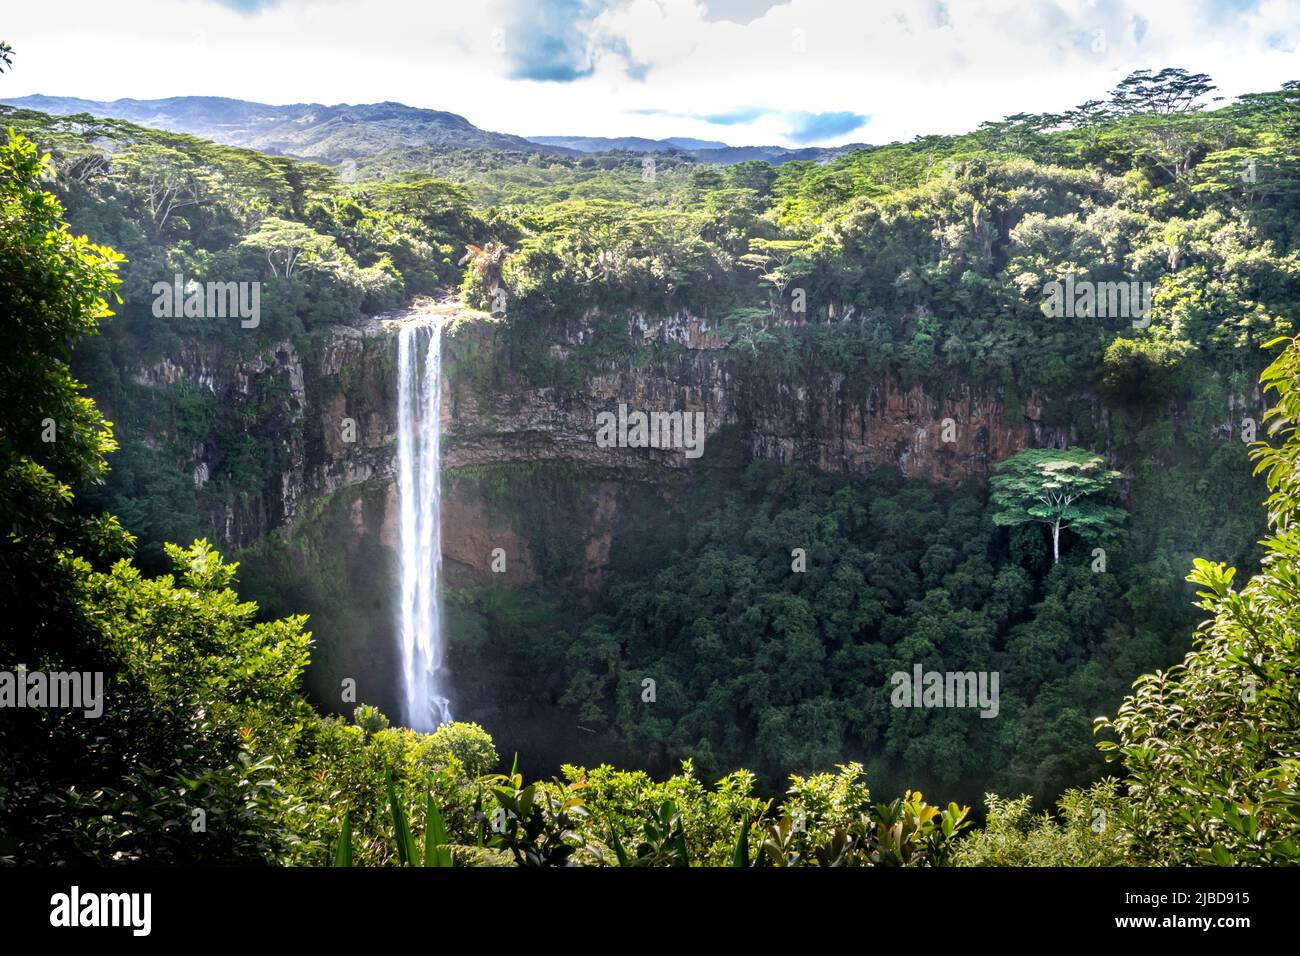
left=3, top=94, right=872, bottom=167
left=528, top=134, right=732, bottom=152
left=0, top=94, right=559, bottom=163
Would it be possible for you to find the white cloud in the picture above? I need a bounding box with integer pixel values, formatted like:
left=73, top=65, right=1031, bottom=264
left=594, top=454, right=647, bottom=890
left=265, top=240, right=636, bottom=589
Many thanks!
left=2, top=0, right=1297, bottom=146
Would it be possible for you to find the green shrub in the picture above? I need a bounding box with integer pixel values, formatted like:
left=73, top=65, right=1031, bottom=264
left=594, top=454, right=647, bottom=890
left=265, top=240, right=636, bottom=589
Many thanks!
left=352, top=704, right=390, bottom=738
left=414, top=721, right=500, bottom=777
left=952, top=781, right=1131, bottom=866
left=1095, top=336, right=1300, bottom=866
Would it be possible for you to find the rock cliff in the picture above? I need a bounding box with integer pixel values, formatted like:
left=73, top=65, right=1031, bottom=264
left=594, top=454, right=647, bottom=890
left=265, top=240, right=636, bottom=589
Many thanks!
left=121, top=301, right=1058, bottom=567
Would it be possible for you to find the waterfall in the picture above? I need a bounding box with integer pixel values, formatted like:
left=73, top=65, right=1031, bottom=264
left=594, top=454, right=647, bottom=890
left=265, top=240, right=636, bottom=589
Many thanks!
left=396, top=319, right=451, bottom=731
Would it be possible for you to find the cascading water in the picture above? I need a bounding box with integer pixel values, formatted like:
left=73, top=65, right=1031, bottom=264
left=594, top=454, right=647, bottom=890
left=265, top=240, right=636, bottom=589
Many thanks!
left=396, top=319, right=451, bottom=731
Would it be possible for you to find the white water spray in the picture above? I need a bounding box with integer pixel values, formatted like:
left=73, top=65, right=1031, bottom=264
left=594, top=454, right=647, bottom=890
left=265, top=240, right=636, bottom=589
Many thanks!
left=396, top=319, right=451, bottom=731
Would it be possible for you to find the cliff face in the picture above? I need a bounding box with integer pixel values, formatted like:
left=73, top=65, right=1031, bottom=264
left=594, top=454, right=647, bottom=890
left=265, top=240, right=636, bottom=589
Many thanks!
left=122, top=318, right=397, bottom=550
left=430, top=309, right=1066, bottom=584
left=121, top=303, right=1055, bottom=566
left=747, top=375, right=1052, bottom=482
left=440, top=318, right=1053, bottom=486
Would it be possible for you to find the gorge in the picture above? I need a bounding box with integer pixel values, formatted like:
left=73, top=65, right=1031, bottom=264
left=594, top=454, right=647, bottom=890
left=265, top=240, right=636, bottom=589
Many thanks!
left=78, top=292, right=1262, bottom=799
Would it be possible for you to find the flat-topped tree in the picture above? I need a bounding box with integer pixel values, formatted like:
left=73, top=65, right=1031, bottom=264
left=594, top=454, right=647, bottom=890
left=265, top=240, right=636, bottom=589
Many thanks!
left=990, top=448, right=1126, bottom=564
left=1107, top=68, right=1218, bottom=115
left=739, top=237, right=813, bottom=312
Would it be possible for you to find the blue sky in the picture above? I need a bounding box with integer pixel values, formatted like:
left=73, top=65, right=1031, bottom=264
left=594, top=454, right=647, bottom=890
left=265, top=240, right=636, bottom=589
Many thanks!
left=4, top=0, right=1298, bottom=146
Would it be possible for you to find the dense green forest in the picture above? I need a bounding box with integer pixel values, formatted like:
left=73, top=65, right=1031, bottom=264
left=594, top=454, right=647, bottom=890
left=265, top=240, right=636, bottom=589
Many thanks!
left=3, top=57, right=1300, bottom=865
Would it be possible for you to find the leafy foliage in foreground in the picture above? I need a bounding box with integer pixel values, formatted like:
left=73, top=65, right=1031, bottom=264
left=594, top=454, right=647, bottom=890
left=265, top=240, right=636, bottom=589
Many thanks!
left=328, top=753, right=972, bottom=868
left=951, top=783, right=1131, bottom=866
left=1095, top=336, right=1300, bottom=866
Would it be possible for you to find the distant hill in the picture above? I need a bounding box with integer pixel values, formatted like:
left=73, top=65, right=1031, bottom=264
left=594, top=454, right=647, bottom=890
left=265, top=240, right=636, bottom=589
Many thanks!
left=2, top=94, right=870, bottom=168
left=0, top=95, right=564, bottom=164
left=528, top=135, right=731, bottom=152
left=528, top=134, right=872, bottom=165
left=689, top=143, right=873, bottom=164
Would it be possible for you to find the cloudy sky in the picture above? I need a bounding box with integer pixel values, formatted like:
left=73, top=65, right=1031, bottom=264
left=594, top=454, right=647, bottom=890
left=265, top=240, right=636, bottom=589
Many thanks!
left=4, top=0, right=1299, bottom=146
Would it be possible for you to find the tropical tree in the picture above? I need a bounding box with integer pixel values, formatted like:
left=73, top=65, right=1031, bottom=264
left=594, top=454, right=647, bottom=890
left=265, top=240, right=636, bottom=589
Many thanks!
left=0, top=129, right=129, bottom=640
left=739, top=237, right=813, bottom=311
left=113, top=144, right=216, bottom=237
left=1107, top=68, right=1218, bottom=115
left=0, top=129, right=313, bottom=864
left=990, top=448, right=1126, bottom=563
left=458, top=240, right=509, bottom=309
left=239, top=217, right=350, bottom=279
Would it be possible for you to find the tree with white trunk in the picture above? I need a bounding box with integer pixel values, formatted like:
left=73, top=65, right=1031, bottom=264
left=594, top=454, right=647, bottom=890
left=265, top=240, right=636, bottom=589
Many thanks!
left=990, top=448, right=1126, bottom=564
